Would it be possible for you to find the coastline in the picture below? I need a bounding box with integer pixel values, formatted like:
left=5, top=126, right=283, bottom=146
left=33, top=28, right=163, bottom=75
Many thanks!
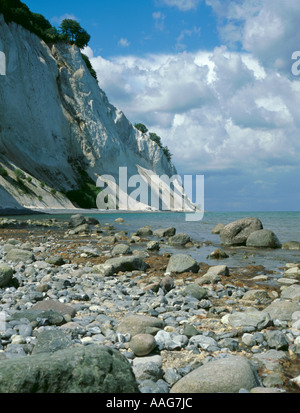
left=0, top=207, right=195, bottom=217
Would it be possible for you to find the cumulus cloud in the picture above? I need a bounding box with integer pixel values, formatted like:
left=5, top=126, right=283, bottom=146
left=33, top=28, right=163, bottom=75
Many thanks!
left=161, top=0, right=202, bottom=11
left=84, top=1, right=300, bottom=209
left=206, top=0, right=300, bottom=74
left=87, top=45, right=300, bottom=179
left=118, top=38, right=130, bottom=48
left=176, top=26, right=201, bottom=51
left=51, top=13, right=79, bottom=25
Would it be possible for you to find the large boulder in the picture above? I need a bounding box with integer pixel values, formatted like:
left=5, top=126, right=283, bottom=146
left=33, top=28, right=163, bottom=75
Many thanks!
left=129, top=334, right=157, bottom=357
left=168, top=233, right=191, bottom=246
left=147, top=241, right=160, bottom=251
left=155, top=330, right=188, bottom=351
left=246, top=229, right=281, bottom=248
left=282, top=241, right=300, bottom=250
left=196, top=265, right=229, bottom=285
left=0, top=345, right=139, bottom=393
left=104, top=256, right=149, bottom=273
left=111, top=244, right=132, bottom=256
left=117, top=314, right=164, bottom=337
left=70, top=214, right=86, bottom=228
left=170, top=355, right=261, bottom=393
left=225, top=308, right=272, bottom=330
left=166, top=254, right=199, bottom=274
left=32, top=329, right=73, bottom=355
left=211, top=223, right=225, bottom=234
left=219, top=217, right=263, bottom=246
left=0, top=264, right=13, bottom=288
left=242, top=289, right=270, bottom=302
left=280, top=286, right=300, bottom=302
left=31, top=299, right=76, bottom=318
left=70, top=224, right=90, bottom=234
left=283, top=267, right=300, bottom=279
left=153, top=227, right=176, bottom=238
left=5, top=249, right=35, bottom=263
left=10, top=309, right=66, bottom=326
left=182, top=284, right=208, bottom=300
left=85, top=217, right=100, bottom=226
left=136, top=227, right=153, bottom=236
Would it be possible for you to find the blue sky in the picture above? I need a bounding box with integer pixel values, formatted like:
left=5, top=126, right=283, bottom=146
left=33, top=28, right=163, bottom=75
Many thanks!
left=25, top=0, right=220, bottom=56
left=24, top=0, right=300, bottom=212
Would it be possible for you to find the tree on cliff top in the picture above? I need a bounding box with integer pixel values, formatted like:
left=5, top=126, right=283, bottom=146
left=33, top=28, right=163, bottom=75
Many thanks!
left=59, top=19, right=91, bottom=49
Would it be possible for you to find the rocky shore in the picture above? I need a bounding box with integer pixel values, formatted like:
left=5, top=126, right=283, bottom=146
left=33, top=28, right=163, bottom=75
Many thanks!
left=0, top=214, right=299, bottom=393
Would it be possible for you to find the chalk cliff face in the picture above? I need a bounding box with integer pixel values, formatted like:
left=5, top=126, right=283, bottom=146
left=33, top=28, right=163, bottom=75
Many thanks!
left=0, top=15, right=194, bottom=212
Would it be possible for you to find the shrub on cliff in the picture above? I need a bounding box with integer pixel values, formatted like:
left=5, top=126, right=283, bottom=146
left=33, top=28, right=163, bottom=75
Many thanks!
left=0, top=166, right=8, bottom=177
left=14, top=168, right=25, bottom=183
left=59, top=19, right=91, bottom=49
left=0, top=0, right=63, bottom=43
left=81, top=53, right=98, bottom=81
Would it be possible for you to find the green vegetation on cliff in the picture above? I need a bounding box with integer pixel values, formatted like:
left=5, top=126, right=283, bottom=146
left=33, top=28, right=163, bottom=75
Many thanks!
left=0, top=0, right=62, bottom=43
left=0, top=0, right=97, bottom=79
left=134, top=123, right=173, bottom=163
left=66, top=167, right=102, bottom=209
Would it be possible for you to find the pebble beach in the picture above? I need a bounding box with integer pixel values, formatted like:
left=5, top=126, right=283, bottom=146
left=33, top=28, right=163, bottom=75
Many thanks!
left=0, top=214, right=299, bottom=394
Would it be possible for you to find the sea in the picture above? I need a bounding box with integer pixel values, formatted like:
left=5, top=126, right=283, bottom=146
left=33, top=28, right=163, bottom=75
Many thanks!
left=5, top=210, right=300, bottom=277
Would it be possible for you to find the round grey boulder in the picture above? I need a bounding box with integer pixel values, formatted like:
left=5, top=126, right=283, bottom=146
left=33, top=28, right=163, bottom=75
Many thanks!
left=137, top=227, right=153, bottom=236
left=280, top=285, right=300, bottom=301
left=5, top=249, right=35, bottom=263
left=130, top=334, right=157, bottom=356
left=170, top=355, right=261, bottom=393
left=227, top=308, right=271, bottom=330
left=166, top=254, right=199, bottom=274
left=220, top=217, right=263, bottom=246
left=168, top=233, right=191, bottom=246
left=0, top=264, right=13, bottom=288
left=70, top=214, right=86, bottom=228
left=147, top=241, right=160, bottom=251
left=246, top=229, right=282, bottom=248
left=117, top=315, right=164, bottom=337
left=263, top=299, right=300, bottom=320
left=111, top=244, right=132, bottom=256
left=264, top=330, right=289, bottom=351
left=0, top=345, right=139, bottom=393
left=153, top=227, right=176, bottom=238
left=105, top=256, right=149, bottom=272
left=183, top=284, right=208, bottom=300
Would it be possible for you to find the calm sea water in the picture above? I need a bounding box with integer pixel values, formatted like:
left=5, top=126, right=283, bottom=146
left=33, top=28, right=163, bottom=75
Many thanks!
left=5, top=211, right=300, bottom=275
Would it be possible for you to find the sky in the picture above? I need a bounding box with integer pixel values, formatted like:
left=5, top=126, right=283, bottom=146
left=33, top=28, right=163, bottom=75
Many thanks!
left=24, top=0, right=300, bottom=212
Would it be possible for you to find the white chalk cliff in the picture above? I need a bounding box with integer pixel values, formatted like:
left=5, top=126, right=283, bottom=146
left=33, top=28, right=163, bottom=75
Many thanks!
left=0, top=15, right=196, bottom=212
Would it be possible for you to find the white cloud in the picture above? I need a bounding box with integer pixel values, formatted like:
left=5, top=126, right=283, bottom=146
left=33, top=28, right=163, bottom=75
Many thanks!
left=153, top=12, right=166, bottom=31
left=88, top=44, right=300, bottom=180
left=118, top=38, right=130, bottom=48
left=85, top=1, right=300, bottom=209
left=161, top=0, right=202, bottom=11
left=176, top=27, right=201, bottom=50
left=51, top=14, right=79, bottom=25
left=206, top=0, right=300, bottom=74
